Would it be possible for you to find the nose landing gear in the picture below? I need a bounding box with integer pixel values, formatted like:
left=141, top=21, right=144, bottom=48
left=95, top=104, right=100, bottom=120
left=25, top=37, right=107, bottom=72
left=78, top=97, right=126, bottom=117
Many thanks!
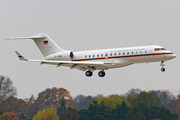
left=160, top=61, right=165, bottom=72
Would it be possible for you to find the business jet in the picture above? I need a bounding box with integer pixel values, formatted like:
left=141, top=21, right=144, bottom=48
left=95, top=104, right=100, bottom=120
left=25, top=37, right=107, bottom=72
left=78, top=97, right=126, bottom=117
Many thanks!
left=6, top=33, right=176, bottom=77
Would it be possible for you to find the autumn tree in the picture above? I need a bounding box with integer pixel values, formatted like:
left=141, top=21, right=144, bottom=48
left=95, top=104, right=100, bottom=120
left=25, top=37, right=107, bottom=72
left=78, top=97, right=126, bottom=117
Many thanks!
left=0, top=111, right=19, bottom=120
left=172, top=95, right=180, bottom=116
left=0, top=96, right=29, bottom=115
left=156, top=91, right=176, bottom=111
left=33, top=87, right=77, bottom=112
left=0, top=76, right=17, bottom=104
left=33, top=108, right=58, bottom=120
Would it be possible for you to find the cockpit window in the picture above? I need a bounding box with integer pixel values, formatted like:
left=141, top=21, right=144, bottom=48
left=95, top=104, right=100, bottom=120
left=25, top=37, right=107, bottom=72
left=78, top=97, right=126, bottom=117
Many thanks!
left=161, top=48, right=166, bottom=50
left=154, top=48, right=161, bottom=51
left=154, top=48, right=167, bottom=51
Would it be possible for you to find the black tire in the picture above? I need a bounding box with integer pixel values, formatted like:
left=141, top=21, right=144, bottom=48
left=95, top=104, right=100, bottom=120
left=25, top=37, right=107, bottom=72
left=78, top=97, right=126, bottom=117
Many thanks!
left=98, top=71, right=105, bottom=77
left=85, top=71, right=93, bottom=77
left=161, top=68, right=165, bottom=72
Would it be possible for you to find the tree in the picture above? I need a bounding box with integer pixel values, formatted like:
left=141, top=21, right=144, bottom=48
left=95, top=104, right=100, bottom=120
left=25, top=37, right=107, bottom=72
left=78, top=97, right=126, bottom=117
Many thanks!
left=132, top=91, right=154, bottom=109
left=172, top=95, right=180, bottom=116
left=0, top=111, right=19, bottom=120
left=19, top=113, right=27, bottom=120
left=74, top=95, right=94, bottom=109
left=124, top=88, right=141, bottom=98
left=33, top=108, right=58, bottom=120
left=113, top=101, right=129, bottom=119
left=96, top=95, right=131, bottom=110
left=57, top=108, right=82, bottom=120
left=0, top=96, right=29, bottom=115
left=149, top=91, right=163, bottom=107
left=0, top=76, right=17, bottom=104
left=34, top=87, right=77, bottom=111
left=156, top=91, right=176, bottom=111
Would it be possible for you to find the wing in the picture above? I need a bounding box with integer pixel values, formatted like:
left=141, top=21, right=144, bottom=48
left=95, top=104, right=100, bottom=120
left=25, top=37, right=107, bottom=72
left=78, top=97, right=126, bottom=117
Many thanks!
left=15, top=51, right=108, bottom=71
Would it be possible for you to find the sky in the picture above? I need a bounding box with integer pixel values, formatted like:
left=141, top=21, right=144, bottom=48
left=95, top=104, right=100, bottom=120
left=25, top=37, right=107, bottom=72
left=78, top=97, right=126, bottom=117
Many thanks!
left=0, top=0, right=180, bottom=99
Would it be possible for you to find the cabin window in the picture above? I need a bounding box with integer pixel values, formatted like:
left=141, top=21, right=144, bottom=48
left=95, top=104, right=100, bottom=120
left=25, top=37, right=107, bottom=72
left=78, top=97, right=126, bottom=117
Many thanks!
left=93, top=55, right=95, bottom=57
left=145, top=51, right=147, bottom=53
left=110, top=53, right=112, bottom=56
left=105, top=54, right=108, bottom=56
left=119, top=53, right=121, bottom=55
left=97, top=54, right=99, bottom=57
left=127, top=52, right=129, bottom=55
left=101, top=54, right=103, bottom=57
left=132, top=52, right=133, bottom=54
left=123, top=52, right=125, bottom=55
left=114, top=53, right=116, bottom=56
left=89, top=55, right=91, bottom=58
left=140, top=51, right=142, bottom=54
left=85, top=55, right=87, bottom=58
left=136, top=51, right=138, bottom=54
left=154, top=48, right=161, bottom=51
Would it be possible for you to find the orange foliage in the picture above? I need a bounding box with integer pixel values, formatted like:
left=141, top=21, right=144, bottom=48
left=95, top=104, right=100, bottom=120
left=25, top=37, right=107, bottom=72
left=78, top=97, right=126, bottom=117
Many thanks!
left=173, top=95, right=180, bottom=116
left=34, top=87, right=77, bottom=110
left=0, top=111, right=19, bottom=120
left=0, top=96, right=29, bottom=115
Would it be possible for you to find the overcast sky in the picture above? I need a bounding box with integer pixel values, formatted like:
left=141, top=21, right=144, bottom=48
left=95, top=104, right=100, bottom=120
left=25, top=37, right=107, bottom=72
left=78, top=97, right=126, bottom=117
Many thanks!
left=1, top=0, right=180, bottom=99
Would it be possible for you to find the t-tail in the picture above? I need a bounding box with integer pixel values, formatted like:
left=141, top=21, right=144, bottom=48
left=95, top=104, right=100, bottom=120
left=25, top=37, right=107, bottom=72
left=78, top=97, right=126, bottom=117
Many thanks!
left=5, top=33, right=65, bottom=57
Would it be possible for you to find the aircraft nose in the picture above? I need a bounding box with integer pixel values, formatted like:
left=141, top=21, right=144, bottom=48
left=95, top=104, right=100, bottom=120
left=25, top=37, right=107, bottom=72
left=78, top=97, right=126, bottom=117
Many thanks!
left=172, top=53, right=177, bottom=58
left=165, top=52, right=176, bottom=60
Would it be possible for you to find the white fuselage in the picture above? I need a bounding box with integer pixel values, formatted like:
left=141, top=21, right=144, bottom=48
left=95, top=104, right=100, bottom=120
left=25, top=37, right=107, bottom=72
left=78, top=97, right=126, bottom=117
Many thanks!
left=45, top=45, right=176, bottom=70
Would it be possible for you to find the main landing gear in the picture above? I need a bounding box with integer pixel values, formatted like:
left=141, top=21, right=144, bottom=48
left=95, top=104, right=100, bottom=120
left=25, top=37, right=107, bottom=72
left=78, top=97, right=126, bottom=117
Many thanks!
left=85, top=70, right=106, bottom=77
left=98, top=71, right=105, bottom=77
left=85, top=71, right=93, bottom=77
left=160, top=61, right=165, bottom=72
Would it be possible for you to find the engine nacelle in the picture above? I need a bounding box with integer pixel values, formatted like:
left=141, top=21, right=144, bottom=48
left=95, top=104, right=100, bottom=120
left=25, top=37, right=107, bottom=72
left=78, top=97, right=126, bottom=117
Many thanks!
left=45, top=51, right=74, bottom=61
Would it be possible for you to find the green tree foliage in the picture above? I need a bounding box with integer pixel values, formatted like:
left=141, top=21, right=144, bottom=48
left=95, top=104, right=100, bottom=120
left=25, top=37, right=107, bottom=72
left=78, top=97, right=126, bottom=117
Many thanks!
left=113, top=101, right=129, bottom=119
left=33, top=108, right=58, bottom=120
left=132, top=91, right=154, bottom=110
left=96, top=95, right=131, bottom=109
left=149, top=91, right=163, bottom=107
left=0, top=111, right=2, bottom=115
left=19, top=113, right=27, bottom=120
left=79, top=91, right=178, bottom=120
left=57, top=107, right=81, bottom=120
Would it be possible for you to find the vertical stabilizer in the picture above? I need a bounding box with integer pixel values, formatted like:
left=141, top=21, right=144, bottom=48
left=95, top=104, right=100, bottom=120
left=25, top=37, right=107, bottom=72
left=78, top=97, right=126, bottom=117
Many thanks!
left=32, top=33, right=65, bottom=57
left=6, top=33, right=65, bottom=57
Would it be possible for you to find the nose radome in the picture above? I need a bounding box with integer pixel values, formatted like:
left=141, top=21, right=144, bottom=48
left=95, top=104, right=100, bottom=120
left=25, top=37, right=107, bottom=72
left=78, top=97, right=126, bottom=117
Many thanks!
left=173, top=53, right=177, bottom=58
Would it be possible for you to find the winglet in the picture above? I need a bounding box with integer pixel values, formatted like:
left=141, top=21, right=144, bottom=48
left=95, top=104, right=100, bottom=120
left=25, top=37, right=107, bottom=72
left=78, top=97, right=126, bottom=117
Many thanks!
left=15, top=51, right=28, bottom=61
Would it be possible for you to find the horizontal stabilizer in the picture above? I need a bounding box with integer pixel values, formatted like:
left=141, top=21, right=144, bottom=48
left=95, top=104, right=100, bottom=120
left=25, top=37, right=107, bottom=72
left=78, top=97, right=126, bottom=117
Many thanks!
left=15, top=51, right=27, bottom=61
left=5, top=34, right=45, bottom=40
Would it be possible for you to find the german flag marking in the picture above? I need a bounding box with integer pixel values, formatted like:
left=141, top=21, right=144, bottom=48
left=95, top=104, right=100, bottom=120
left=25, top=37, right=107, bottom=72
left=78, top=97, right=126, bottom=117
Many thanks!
left=44, top=41, right=48, bottom=45
left=18, top=56, right=23, bottom=58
